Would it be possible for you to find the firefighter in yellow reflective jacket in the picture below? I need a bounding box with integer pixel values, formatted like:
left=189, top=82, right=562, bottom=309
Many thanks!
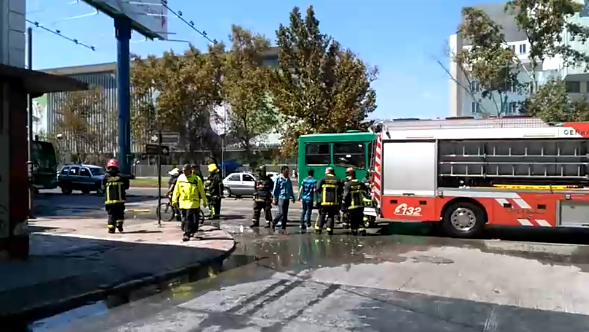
left=342, top=168, right=368, bottom=236
left=315, top=167, right=342, bottom=235
left=204, top=162, right=224, bottom=219
left=102, top=159, right=135, bottom=233
left=172, top=164, right=208, bottom=241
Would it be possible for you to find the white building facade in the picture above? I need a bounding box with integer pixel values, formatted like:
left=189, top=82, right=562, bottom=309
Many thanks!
left=449, top=0, right=589, bottom=117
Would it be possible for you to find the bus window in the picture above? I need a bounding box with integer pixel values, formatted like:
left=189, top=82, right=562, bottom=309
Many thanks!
left=334, top=142, right=365, bottom=168
left=367, top=141, right=373, bottom=169
left=305, top=143, right=330, bottom=165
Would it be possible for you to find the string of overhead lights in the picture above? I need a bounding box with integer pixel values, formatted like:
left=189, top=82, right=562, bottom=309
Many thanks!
left=160, top=0, right=218, bottom=44
left=26, top=18, right=96, bottom=51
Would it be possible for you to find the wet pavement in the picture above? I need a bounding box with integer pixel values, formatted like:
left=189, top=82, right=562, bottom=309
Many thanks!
left=30, top=231, right=589, bottom=332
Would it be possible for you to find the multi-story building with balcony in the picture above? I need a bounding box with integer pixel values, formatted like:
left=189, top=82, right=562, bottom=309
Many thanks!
left=449, top=1, right=589, bottom=117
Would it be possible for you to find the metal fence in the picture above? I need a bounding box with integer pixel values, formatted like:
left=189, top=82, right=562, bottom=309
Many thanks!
left=131, top=164, right=299, bottom=178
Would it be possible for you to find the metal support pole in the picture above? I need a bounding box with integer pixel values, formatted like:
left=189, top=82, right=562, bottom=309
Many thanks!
left=27, top=27, right=35, bottom=219
left=115, top=18, right=132, bottom=174
left=157, top=130, right=162, bottom=227
left=221, top=136, right=225, bottom=178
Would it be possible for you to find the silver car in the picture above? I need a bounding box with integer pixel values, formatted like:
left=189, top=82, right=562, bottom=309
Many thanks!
left=222, top=172, right=257, bottom=197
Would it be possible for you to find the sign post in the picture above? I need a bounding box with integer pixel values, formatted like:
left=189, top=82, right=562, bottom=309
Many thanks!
left=157, top=131, right=162, bottom=227
left=81, top=0, right=168, bottom=173
left=145, top=139, right=169, bottom=227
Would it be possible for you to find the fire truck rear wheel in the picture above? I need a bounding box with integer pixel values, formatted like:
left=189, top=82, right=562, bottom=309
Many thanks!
left=442, top=202, right=485, bottom=238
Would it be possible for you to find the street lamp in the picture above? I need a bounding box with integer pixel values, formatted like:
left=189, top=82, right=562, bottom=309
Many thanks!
left=56, top=134, right=65, bottom=165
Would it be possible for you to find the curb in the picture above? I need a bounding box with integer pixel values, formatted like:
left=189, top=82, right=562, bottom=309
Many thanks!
left=2, top=240, right=236, bottom=324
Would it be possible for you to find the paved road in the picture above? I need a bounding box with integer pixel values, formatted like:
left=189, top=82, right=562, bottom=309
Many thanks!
left=35, top=188, right=589, bottom=246
left=36, top=232, right=589, bottom=332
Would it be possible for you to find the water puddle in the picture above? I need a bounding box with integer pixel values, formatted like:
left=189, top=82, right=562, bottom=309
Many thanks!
left=26, top=254, right=258, bottom=332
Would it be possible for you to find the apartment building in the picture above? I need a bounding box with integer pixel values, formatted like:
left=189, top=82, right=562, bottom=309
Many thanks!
left=448, top=1, right=589, bottom=117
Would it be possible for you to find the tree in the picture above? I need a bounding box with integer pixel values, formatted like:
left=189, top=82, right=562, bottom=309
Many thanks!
left=456, top=1, right=589, bottom=120
left=455, top=7, right=524, bottom=116
left=505, top=0, right=589, bottom=88
left=131, top=43, right=226, bottom=161
left=524, top=77, right=589, bottom=121
left=53, top=87, right=112, bottom=161
left=223, top=25, right=278, bottom=165
left=271, top=6, right=378, bottom=154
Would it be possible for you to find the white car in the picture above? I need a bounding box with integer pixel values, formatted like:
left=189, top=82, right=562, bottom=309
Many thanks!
left=267, top=172, right=279, bottom=182
left=223, top=172, right=257, bottom=197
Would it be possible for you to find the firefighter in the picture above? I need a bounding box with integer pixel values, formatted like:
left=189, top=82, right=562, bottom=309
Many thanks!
left=102, top=159, right=135, bottom=234
left=205, top=162, right=224, bottom=219
left=251, top=165, right=274, bottom=227
left=339, top=169, right=354, bottom=228
left=172, top=164, right=207, bottom=241
left=315, top=167, right=342, bottom=235
left=342, top=168, right=367, bottom=236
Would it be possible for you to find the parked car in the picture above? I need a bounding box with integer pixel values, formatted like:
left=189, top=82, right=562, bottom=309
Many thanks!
left=57, top=164, right=105, bottom=195
left=222, top=172, right=257, bottom=197
left=267, top=172, right=279, bottom=183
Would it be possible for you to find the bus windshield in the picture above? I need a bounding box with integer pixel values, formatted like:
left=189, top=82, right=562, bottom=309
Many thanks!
left=298, top=132, right=376, bottom=184
left=31, top=141, right=58, bottom=189
left=32, top=141, right=57, bottom=171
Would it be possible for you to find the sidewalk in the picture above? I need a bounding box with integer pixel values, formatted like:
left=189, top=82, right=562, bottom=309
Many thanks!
left=0, top=218, right=235, bottom=322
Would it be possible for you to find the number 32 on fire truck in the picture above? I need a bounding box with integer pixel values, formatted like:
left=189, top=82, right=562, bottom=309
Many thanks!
left=393, top=203, right=422, bottom=216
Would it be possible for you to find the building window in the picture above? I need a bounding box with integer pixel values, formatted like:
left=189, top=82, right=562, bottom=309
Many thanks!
left=510, top=45, right=516, bottom=52
left=333, top=142, right=365, bottom=169
left=305, top=143, right=330, bottom=165
left=469, top=80, right=479, bottom=92
left=471, top=102, right=481, bottom=114
left=519, top=44, right=526, bottom=54
left=566, top=81, right=581, bottom=93
left=506, top=102, right=518, bottom=114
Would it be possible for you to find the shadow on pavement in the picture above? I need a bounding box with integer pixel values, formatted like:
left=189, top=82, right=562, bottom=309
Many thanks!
left=0, top=232, right=235, bottom=330
left=56, top=234, right=589, bottom=332
left=379, top=221, right=589, bottom=245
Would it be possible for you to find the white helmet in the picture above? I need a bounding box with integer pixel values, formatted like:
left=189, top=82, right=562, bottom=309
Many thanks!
left=168, top=168, right=180, bottom=176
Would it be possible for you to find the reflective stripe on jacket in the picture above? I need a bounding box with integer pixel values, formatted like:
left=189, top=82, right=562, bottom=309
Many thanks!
left=343, top=179, right=365, bottom=210
left=172, top=174, right=207, bottom=210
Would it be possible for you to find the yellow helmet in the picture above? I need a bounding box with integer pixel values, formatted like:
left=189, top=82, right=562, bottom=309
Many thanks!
left=208, top=163, right=218, bottom=172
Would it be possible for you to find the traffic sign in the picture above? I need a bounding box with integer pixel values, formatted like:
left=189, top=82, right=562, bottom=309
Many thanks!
left=145, top=144, right=170, bottom=156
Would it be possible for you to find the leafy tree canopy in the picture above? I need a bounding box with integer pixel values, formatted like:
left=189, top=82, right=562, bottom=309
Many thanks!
left=506, top=0, right=589, bottom=71
left=271, top=5, right=378, bottom=154
left=54, top=87, right=112, bottom=155
left=456, top=0, right=589, bottom=121
left=223, top=25, right=278, bottom=164
left=131, top=43, right=225, bottom=155
left=525, top=78, right=589, bottom=122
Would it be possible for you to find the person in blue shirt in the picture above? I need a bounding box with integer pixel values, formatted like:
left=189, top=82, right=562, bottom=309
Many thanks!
left=298, top=169, right=317, bottom=230
left=272, top=166, right=296, bottom=231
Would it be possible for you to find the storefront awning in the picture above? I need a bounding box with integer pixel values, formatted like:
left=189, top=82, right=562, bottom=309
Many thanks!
left=0, top=63, right=88, bottom=97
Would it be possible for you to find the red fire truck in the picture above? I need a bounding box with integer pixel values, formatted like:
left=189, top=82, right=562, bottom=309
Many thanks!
left=371, top=116, right=589, bottom=238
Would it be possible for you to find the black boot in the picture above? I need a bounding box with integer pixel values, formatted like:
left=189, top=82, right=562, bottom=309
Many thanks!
left=250, top=219, right=259, bottom=228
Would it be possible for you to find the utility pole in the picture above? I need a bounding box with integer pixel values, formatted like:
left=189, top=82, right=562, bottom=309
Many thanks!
left=157, top=129, right=162, bottom=227
left=27, top=27, right=35, bottom=219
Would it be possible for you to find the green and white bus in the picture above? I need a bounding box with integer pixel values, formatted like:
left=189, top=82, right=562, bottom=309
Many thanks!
left=297, top=130, right=376, bottom=185
left=32, top=140, right=58, bottom=190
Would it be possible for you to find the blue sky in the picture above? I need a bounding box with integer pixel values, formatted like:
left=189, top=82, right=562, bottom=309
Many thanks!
left=27, top=0, right=492, bottom=119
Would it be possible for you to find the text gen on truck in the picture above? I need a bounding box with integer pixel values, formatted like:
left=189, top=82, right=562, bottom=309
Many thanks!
left=370, top=116, right=589, bottom=238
